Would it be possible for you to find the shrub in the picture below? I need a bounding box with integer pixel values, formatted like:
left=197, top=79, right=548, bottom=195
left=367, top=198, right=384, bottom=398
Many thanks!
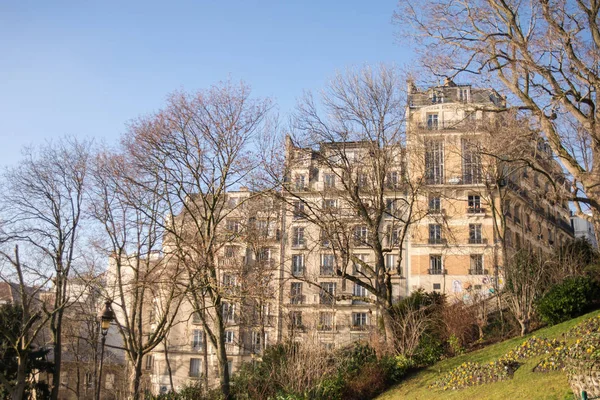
left=413, top=334, right=444, bottom=366
left=537, top=276, right=600, bottom=325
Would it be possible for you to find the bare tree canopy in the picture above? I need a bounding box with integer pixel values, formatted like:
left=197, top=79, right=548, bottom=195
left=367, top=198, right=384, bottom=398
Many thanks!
left=0, top=137, right=92, bottom=400
left=395, top=0, right=600, bottom=239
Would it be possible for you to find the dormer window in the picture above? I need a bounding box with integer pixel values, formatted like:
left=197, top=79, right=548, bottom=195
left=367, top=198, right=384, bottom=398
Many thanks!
left=459, top=88, right=470, bottom=102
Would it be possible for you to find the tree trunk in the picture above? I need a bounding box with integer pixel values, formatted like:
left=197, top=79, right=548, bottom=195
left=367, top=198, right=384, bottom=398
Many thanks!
left=380, top=304, right=396, bottom=352
left=12, top=353, right=27, bottom=400
left=130, top=355, right=144, bottom=400
left=519, top=318, right=530, bottom=336
left=51, top=320, right=63, bottom=400
left=216, top=327, right=231, bottom=400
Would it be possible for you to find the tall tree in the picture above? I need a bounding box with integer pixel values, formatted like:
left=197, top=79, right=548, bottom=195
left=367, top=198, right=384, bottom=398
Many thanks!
left=0, top=138, right=91, bottom=400
left=395, top=0, right=600, bottom=242
left=124, top=82, right=272, bottom=399
left=89, top=151, right=185, bottom=399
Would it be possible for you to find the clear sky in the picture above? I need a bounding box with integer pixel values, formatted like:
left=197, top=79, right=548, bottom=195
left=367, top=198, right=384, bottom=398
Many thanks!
left=0, top=1, right=412, bottom=167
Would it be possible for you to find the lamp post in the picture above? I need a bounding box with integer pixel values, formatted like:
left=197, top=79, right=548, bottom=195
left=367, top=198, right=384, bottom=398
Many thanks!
left=96, top=300, right=115, bottom=400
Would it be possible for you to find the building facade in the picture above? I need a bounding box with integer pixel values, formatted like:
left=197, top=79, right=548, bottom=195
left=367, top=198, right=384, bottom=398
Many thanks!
left=141, top=81, right=575, bottom=393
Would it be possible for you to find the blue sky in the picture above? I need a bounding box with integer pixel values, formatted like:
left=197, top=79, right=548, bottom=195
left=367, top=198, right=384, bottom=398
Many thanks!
left=0, top=1, right=412, bottom=166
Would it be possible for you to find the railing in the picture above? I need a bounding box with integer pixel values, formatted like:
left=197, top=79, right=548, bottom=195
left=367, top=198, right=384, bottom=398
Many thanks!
left=290, top=295, right=305, bottom=305
left=319, top=294, right=335, bottom=305
left=291, top=240, right=306, bottom=249
left=428, top=238, right=447, bottom=245
left=468, top=238, right=488, bottom=245
left=428, top=268, right=447, bottom=275
left=190, top=342, right=203, bottom=351
left=468, top=269, right=489, bottom=275
left=429, top=208, right=446, bottom=216
left=467, top=207, right=486, bottom=214
left=415, top=120, right=485, bottom=131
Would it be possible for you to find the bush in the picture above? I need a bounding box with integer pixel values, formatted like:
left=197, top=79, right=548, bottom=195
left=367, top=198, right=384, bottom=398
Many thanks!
left=413, top=334, right=444, bottom=366
left=537, top=276, right=600, bottom=325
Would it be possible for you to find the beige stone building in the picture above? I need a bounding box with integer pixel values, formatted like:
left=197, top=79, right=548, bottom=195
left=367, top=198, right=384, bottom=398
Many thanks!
left=406, top=79, right=573, bottom=300
left=142, top=81, right=574, bottom=394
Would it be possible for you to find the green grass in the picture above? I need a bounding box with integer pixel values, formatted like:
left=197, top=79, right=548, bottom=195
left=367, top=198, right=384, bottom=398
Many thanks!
left=377, top=310, right=600, bottom=400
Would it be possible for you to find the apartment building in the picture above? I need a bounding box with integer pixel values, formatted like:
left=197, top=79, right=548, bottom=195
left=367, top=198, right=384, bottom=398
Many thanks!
left=141, top=80, right=574, bottom=394
left=143, top=189, right=282, bottom=395
left=406, top=79, right=574, bottom=300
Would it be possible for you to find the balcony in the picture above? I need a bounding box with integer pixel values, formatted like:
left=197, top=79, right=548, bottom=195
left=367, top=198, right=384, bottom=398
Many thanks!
left=429, top=208, right=446, bottom=216
left=468, top=238, right=488, bottom=245
left=428, top=238, right=447, bottom=245
left=415, top=120, right=484, bottom=131
left=428, top=268, right=447, bottom=275
left=291, top=240, right=306, bottom=249
left=467, top=207, right=486, bottom=215
left=350, top=324, right=370, bottom=331
left=468, top=269, right=489, bottom=275
left=317, top=324, right=334, bottom=332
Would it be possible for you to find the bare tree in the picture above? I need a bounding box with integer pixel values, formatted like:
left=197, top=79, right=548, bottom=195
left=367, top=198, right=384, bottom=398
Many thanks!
left=395, top=0, right=600, bottom=241
left=124, top=82, right=272, bottom=399
left=263, top=65, right=429, bottom=347
left=89, top=151, right=185, bottom=399
left=504, top=249, right=547, bottom=336
left=0, top=246, right=52, bottom=400
left=0, top=138, right=92, bottom=400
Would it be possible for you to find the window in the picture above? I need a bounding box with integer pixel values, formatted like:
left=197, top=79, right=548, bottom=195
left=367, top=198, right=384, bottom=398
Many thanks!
left=426, top=113, right=439, bottom=129
left=319, top=312, right=334, bottom=331
left=192, top=329, right=203, bottom=349
left=320, top=282, right=336, bottom=305
left=251, top=331, right=262, bottom=352
left=387, top=171, right=400, bottom=189
left=292, top=227, right=305, bottom=247
left=429, top=195, right=441, bottom=213
left=226, top=219, right=240, bottom=233
left=459, top=88, right=469, bottom=102
left=433, top=283, right=441, bottom=290
left=385, top=226, right=399, bottom=247
left=514, top=204, right=521, bottom=224
left=385, top=199, right=397, bottom=217
left=462, top=139, right=482, bottom=184
left=294, top=174, right=307, bottom=191
left=222, top=273, right=236, bottom=288
left=292, top=254, right=304, bottom=276
left=470, top=254, right=484, bottom=275
left=469, top=224, right=482, bottom=244
left=145, top=355, right=154, bottom=371
left=352, top=312, right=368, bottom=329
left=429, top=224, right=443, bottom=244
left=353, top=225, right=369, bottom=246
left=256, top=219, right=269, bottom=237
left=224, top=330, right=234, bottom=344
left=467, top=195, right=482, bottom=213
left=385, top=254, right=397, bottom=270
left=293, top=201, right=305, bottom=219
left=320, top=229, right=331, bottom=247
left=324, top=174, right=336, bottom=188
left=353, top=282, right=367, bottom=298
left=227, top=197, right=238, bottom=208
left=189, top=358, right=201, bottom=378
left=257, top=247, right=271, bottom=262
left=425, top=140, right=444, bottom=184
left=320, top=254, right=335, bottom=275
left=224, top=246, right=236, bottom=258
left=357, top=172, right=368, bottom=189
left=290, top=282, right=303, bottom=304
left=323, top=199, right=337, bottom=211
left=222, top=302, right=235, bottom=323
left=429, top=255, right=443, bottom=275
left=353, top=254, right=368, bottom=275
left=290, top=311, right=303, bottom=329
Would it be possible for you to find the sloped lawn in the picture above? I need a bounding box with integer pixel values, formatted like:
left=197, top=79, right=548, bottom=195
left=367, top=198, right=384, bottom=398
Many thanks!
left=377, top=310, right=600, bottom=400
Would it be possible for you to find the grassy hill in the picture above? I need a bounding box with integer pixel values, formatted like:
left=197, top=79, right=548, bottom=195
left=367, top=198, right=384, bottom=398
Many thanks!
left=377, top=310, right=600, bottom=400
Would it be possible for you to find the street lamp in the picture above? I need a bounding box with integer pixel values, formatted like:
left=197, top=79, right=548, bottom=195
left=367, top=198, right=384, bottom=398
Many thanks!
left=96, top=300, right=114, bottom=400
